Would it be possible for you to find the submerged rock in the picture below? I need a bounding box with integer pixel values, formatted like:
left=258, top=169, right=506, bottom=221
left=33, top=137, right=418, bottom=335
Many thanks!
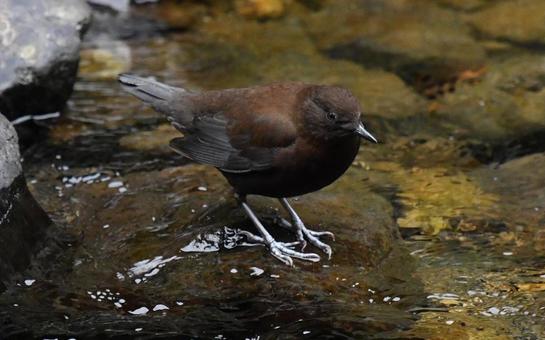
left=79, top=38, right=132, bottom=80
left=436, top=55, right=545, bottom=140
left=0, top=114, right=51, bottom=290
left=303, top=1, right=485, bottom=84
left=468, top=0, right=545, bottom=45
left=472, top=152, right=545, bottom=231
left=235, top=0, right=285, bottom=19
left=0, top=0, right=91, bottom=120
left=179, top=17, right=426, bottom=120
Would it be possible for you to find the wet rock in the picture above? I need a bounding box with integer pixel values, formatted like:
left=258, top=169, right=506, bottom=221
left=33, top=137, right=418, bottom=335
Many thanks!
left=472, top=152, right=545, bottom=230
left=302, top=1, right=486, bottom=86
left=365, top=160, right=498, bottom=235
left=84, top=4, right=165, bottom=41
left=0, top=0, right=91, bottom=120
left=468, top=0, right=545, bottom=45
left=0, top=114, right=51, bottom=290
left=79, top=38, right=132, bottom=80
left=0, top=157, right=424, bottom=337
left=126, top=0, right=209, bottom=32
left=402, top=310, right=515, bottom=339
left=118, top=124, right=180, bottom=153
left=435, top=55, right=545, bottom=140
left=235, top=0, right=285, bottom=19
left=434, top=0, right=489, bottom=11
left=485, top=55, right=545, bottom=94
left=182, top=17, right=425, bottom=119
left=87, top=0, right=130, bottom=13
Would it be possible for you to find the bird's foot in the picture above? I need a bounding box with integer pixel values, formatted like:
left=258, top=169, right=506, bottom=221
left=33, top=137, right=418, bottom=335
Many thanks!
left=277, top=217, right=335, bottom=259
left=239, top=230, right=321, bottom=266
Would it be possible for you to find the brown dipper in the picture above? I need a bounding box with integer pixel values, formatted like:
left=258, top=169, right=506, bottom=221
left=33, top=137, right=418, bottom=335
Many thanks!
left=118, top=74, right=377, bottom=266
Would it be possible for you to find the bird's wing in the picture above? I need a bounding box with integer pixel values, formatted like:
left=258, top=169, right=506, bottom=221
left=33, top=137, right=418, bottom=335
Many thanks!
left=169, top=113, right=296, bottom=173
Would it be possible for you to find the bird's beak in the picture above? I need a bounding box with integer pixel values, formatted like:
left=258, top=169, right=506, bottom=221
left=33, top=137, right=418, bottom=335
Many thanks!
left=355, top=123, right=378, bottom=143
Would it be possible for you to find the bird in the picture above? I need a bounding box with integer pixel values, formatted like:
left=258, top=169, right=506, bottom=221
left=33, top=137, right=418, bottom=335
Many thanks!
left=118, top=74, right=377, bottom=266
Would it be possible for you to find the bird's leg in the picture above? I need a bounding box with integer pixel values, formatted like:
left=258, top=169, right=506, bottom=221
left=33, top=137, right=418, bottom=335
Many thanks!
left=236, top=194, right=321, bottom=266
left=279, top=198, right=335, bottom=259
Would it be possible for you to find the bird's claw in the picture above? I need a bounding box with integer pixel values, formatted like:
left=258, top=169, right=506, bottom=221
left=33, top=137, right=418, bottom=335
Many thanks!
left=239, top=230, right=320, bottom=265
left=277, top=217, right=334, bottom=259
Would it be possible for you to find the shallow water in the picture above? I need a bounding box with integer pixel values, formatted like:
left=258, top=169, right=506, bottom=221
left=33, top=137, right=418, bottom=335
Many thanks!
left=2, top=0, right=545, bottom=338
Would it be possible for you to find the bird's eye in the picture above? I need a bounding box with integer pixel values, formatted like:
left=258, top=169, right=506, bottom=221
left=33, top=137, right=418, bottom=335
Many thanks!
left=326, top=112, right=337, bottom=121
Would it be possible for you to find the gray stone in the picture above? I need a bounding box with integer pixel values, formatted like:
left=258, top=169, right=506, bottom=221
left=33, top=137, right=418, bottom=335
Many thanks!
left=87, top=0, right=129, bottom=13
left=0, top=113, right=21, bottom=189
left=0, top=0, right=91, bottom=120
left=0, top=113, right=51, bottom=290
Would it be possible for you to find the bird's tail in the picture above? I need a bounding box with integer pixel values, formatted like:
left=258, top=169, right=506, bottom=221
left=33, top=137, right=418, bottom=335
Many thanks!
left=118, top=73, right=182, bottom=103
left=118, top=74, right=193, bottom=128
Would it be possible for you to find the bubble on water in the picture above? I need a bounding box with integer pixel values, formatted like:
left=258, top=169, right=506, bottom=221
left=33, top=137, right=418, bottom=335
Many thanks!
left=129, top=307, right=149, bottom=315
left=249, top=267, right=264, bottom=277
left=108, top=181, right=123, bottom=188
left=153, top=304, right=169, bottom=311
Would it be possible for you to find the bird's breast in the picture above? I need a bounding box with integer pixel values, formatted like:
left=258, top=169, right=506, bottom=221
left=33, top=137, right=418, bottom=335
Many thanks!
left=223, top=135, right=360, bottom=198
left=284, top=135, right=361, bottom=189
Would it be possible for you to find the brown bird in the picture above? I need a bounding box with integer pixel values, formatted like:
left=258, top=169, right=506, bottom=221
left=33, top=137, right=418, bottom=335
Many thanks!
left=118, top=74, right=377, bottom=266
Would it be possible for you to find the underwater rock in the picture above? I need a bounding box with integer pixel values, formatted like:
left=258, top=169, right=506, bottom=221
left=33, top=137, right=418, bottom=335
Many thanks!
left=0, top=114, right=51, bottom=290
left=118, top=124, right=180, bottom=153
left=182, top=17, right=426, bottom=120
left=303, top=1, right=485, bottom=81
left=468, top=0, right=545, bottom=45
left=436, top=55, right=545, bottom=140
left=235, top=0, right=285, bottom=19
left=0, top=0, right=91, bottom=120
left=79, top=37, right=132, bottom=80
left=472, top=152, right=545, bottom=229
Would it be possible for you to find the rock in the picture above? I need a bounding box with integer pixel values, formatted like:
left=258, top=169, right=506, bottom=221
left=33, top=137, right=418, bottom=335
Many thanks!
left=365, top=160, right=499, bottom=235
left=87, top=0, right=129, bottom=13
left=434, top=0, right=489, bottom=11
left=0, top=114, right=51, bottom=291
left=467, top=0, right=545, bottom=45
left=138, top=0, right=208, bottom=30
left=118, top=124, right=180, bottom=152
left=0, top=117, right=21, bottom=188
left=182, top=17, right=425, bottom=120
left=303, top=0, right=486, bottom=83
left=235, top=0, right=285, bottom=19
left=472, top=153, right=545, bottom=229
left=435, top=55, right=545, bottom=140
left=0, top=0, right=91, bottom=120
left=0, top=156, right=424, bottom=337
left=79, top=37, right=132, bottom=80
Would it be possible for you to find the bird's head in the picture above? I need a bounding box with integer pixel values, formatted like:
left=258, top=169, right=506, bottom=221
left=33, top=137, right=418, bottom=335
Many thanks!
left=300, top=85, right=377, bottom=143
